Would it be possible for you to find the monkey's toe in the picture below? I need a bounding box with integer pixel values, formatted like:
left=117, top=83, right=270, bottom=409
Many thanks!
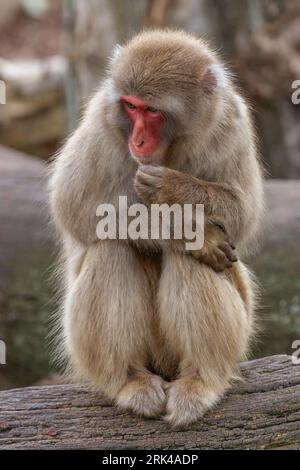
left=165, top=376, right=219, bottom=428
left=116, top=374, right=167, bottom=418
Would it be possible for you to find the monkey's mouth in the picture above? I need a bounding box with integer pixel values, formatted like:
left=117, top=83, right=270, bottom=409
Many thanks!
left=130, top=151, right=155, bottom=165
left=129, top=141, right=158, bottom=159
left=130, top=150, right=163, bottom=167
left=129, top=147, right=157, bottom=166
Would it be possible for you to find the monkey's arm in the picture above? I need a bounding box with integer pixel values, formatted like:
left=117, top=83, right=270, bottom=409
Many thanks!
left=134, top=165, right=248, bottom=271
left=134, top=165, right=246, bottom=242
left=49, top=136, right=105, bottom=246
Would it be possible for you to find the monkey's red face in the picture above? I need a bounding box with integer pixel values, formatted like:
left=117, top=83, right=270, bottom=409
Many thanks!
left=121, top=95, right=165, bottom=164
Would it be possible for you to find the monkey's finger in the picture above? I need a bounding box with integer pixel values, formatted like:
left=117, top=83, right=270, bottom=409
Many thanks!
left=213, top=263, right=229, bottom=273
left=189, top=250, right=202, bottom=260
left=207, top=252, right=231, bottom=272
left=134, top=175, right=154, bottom=192
left=214, top=249, right=233, bottom=270
left=219, top=243, right=238, bottom=263
left=137, top=165, right=165, bottom=185
left=139, top=165, right=165, bottom=178
left=134, top=183, right=155, bottom=202
left=135, top=170, right=163, bottom=189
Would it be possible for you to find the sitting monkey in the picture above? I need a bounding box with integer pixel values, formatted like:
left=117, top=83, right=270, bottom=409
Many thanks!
left=50, top=30, right=264, bottom=427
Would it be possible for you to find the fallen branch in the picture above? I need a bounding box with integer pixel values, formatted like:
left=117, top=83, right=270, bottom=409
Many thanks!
left=0, top=56, right=67, bottom=156
left=0, top=355, right=299, bottom=450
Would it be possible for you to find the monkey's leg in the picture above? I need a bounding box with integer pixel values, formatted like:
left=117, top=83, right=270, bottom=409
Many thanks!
left=157, top=252, right=253, bottom=427
left=63, top=241, right=166, bottom=417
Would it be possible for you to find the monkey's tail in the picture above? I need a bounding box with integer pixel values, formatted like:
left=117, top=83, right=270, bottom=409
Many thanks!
left=227, top=261, right=261, bottom=354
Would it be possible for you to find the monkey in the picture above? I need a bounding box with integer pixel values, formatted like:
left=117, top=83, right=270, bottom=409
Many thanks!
left=49, top=30, right=264, bottom=427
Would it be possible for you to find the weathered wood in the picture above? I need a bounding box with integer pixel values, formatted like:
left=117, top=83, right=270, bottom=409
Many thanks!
left=0, top=355, right=299, bottom=450
left=0, top=56, right=67, bottom=157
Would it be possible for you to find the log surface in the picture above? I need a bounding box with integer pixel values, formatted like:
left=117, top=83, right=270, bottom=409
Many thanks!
left=0, top=355, right=299, bottom=450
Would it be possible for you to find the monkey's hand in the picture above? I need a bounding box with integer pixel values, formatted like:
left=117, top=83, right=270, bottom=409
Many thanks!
left=134, top=166, right=238, bottom=272
left=189, top=221, right=238, bottom=272
left=134, top=165, right=190, bottom=205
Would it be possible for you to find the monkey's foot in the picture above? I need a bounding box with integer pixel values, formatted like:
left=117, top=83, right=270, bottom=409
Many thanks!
left=116, top=373, right=167, bottom=418
left=165, top=375, right=219, bottom=428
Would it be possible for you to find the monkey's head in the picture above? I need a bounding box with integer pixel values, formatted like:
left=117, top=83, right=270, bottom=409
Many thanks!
left=107, top=30, right=228, bottom=165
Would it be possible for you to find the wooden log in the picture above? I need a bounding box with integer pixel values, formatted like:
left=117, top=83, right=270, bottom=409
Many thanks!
left=0, top=355, right=299, bottom=450
left=0, top=56, right=67, bottom=157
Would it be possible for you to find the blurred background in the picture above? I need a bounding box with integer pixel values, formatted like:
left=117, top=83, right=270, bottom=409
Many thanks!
left=0, top=0, right=299, bottom=390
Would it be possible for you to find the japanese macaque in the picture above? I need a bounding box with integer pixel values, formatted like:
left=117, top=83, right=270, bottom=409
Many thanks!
left=50, top=30, right=264, bottom=427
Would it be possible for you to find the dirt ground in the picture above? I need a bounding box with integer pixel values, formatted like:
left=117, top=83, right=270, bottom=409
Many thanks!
left=0, top=2, right=62, bottom=59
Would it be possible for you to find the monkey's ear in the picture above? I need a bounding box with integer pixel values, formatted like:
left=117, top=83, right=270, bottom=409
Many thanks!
left=202, top=63, right=229, bottom=92
left=109, top=44, right=124, bottom=68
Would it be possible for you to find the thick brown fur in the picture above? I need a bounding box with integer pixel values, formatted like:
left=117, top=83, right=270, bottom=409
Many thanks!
left=49, top=30, right=264, bottom=427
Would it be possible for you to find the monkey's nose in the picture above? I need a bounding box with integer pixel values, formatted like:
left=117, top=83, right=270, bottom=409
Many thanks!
left=135, top=140, right=144, bottom=148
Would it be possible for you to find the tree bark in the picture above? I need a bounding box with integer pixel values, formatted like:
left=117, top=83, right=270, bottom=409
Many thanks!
left=0, top=355, right=299, bottom=449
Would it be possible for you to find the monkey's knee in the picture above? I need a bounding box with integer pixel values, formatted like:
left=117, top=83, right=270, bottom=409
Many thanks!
left=64, top=284, right=129, bottom=395
left=158, top=254, right=253, bottom=374
left=159, top=259, right=252, bottom=426
left=63, top=242, right=155, bottom=397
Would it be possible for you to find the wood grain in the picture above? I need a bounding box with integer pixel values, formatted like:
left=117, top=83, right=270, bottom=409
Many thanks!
left=0, top=355, right=299, bottom=450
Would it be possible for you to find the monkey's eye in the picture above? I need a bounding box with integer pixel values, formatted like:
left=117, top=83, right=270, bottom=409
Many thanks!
left=146, top=106, right=159, bottom=114
left=125, top=102, right=136, bottom=110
